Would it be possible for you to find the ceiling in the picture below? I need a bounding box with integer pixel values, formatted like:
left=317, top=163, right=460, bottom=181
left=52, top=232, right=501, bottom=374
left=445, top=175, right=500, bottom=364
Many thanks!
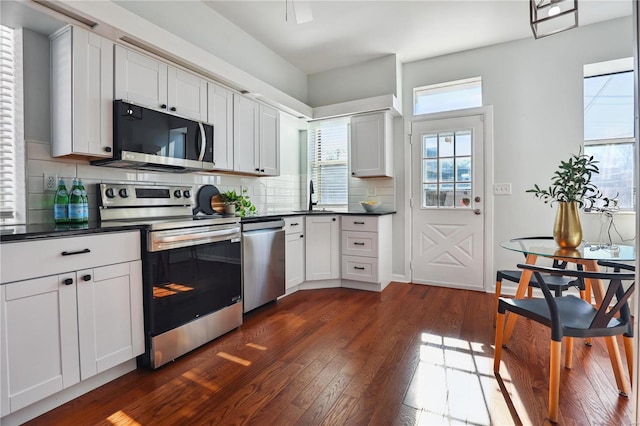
left=204, top=0, right=632, bottom=75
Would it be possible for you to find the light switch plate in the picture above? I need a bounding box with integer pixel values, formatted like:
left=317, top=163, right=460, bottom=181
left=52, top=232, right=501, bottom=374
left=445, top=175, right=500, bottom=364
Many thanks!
left=493, top=183, right=512, bottom=195
left=44, top=173, right=57, bottom=191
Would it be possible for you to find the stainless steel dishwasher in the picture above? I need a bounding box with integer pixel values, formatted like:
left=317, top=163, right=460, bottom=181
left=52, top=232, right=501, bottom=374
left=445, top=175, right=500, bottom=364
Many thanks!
left=241, top=217, right=286, bottom=313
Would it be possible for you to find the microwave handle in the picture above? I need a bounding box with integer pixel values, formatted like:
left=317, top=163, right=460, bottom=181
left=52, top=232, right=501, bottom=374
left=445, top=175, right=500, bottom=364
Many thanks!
left=197, top=122, right=206, bottom=161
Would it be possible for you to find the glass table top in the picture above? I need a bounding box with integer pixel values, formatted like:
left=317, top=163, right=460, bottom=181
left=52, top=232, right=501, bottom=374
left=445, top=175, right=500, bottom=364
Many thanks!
left=500, top=238, right=636, bottom=262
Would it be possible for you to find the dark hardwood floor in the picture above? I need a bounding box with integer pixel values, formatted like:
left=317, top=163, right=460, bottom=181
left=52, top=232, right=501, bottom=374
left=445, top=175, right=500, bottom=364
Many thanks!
left=26, top=283, right=632, bottom=425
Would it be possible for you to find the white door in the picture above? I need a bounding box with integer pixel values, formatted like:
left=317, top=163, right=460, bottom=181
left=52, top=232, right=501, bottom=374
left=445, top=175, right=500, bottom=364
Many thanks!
left=411, top=114, right=485, bottom=291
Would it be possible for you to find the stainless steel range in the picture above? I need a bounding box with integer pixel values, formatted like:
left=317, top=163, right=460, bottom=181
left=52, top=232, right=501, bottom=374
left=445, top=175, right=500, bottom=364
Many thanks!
left=98, top=184, right=242, bottom=369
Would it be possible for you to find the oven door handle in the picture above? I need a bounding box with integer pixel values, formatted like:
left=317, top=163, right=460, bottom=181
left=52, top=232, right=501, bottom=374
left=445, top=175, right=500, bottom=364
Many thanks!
left=154, top=228, right=239, bottom=245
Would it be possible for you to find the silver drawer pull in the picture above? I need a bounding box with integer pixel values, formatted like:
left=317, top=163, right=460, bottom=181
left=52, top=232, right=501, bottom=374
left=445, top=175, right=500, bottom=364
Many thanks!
left=354, top=242, right=365, bottom=246
left=61, top=248, right=91, bottom=256
left=354, top=266, right=365, bottom=270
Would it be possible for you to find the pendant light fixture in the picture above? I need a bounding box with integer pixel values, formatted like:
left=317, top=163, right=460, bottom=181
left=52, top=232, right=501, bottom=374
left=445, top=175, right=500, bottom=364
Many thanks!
left=530, top=0, right=579, bottom=39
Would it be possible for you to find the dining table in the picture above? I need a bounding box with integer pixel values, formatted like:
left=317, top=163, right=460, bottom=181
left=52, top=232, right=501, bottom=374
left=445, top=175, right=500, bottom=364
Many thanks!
left=499, top=238, right=636, bottom=396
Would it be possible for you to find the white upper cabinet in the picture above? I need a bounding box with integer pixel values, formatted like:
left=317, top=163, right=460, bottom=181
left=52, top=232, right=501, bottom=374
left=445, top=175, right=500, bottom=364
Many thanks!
left=51, top=26, right=114, bottom=158
left=207, top=83, right=234, bottom=171
left=233, top=95, right=280, bottom=176
left=259, top=104, right=280, bottom=176
left=114, top=46, right=206, bottom=121
left=350, top=111, right=393, bottom=177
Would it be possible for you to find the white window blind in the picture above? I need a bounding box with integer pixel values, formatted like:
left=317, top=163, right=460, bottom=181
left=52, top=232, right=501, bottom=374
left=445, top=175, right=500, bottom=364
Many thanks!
left=0, top=25, right=16, bottom=220
left=308, top=121, right=348, bottom=207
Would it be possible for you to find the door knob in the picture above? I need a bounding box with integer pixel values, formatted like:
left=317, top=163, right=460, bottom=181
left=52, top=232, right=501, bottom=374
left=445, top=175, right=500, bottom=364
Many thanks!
left=473, top=209, right=481, bottom=215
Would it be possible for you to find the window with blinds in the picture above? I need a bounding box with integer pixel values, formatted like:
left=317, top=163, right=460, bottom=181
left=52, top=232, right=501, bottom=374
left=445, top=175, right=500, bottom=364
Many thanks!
left=308, top=120, right=349, bottom=208
left=0, top=24, right=23, bottom=224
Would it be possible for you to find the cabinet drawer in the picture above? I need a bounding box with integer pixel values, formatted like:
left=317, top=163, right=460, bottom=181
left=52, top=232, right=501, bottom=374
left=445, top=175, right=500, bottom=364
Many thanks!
left=341, top=216, right=378, bottom=232
left=342, top=255, right=379, bottom=283
left=284, top=216, right=304, bottom=235
left=342, top=231, right=378, bottom=257
left=1, top=231, right=141, bottom=284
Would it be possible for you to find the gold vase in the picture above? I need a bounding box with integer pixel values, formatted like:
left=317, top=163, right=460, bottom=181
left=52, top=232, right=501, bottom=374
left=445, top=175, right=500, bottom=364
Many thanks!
left=553, top=201, right=582, bottom=248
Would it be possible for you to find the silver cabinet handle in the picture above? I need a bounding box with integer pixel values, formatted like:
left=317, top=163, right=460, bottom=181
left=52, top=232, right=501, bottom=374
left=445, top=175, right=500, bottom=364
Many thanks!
left=197, top=121, right=206, bottom=161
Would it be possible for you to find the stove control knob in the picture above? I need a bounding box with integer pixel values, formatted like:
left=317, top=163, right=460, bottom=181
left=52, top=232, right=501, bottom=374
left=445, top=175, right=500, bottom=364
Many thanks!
left=105, top=188, right=115, bottom=198
left=174, top=190, right=182, bottom=198
left=119, top=188, right=129, bottom=198
left=183, top=190, right=191, bottom=198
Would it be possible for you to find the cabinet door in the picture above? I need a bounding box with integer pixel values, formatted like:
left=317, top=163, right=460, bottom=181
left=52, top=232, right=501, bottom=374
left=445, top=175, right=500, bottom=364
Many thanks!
left=114, top=45, right=168, bottom=110
left=259, top=104, right=280, bottom=176
left=77, top=260, right=144, bottom=380
left=305, top=216, right=340, bottom=281
left=286, top=232, right=305, bottom=289
left=0, top=274, right=79, bottom=415
left=350, top=112, right=393, bottom=177
left=167, top=67, right=207, bottom=121
left=208, top=83, right=234, bottom=171
left=233, top=95, right=260, bottom=174
left=51, top=26, right=113, bottom=158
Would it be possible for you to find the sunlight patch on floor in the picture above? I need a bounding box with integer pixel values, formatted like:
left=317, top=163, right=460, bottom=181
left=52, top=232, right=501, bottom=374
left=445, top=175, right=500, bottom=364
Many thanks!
left=106, top=410, right=142, bottom=425
left=404, top=333, right=498, bottom=425
left=182, top=370, right=221, bottom=392
left=246, top=342, right=267, bottom=351
left=217, top=351, right=252, bottom=366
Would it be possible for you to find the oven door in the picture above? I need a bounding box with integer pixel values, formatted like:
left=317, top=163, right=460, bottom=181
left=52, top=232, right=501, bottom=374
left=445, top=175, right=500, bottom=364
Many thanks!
left=143, top=237, right=241, bottom=337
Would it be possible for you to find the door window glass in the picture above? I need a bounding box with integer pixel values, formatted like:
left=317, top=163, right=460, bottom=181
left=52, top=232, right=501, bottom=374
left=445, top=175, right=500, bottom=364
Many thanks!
left=422, top=130, right=473, bottom=208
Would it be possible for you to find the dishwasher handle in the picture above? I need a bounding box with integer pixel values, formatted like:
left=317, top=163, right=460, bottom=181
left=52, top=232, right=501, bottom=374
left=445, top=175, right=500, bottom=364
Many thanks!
left=242, top=219, right=285, bottom=232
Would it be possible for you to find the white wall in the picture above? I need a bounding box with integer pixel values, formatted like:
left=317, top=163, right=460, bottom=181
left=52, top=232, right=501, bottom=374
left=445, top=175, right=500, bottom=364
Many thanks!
left=307, top=54, right=399, bottom=107
left=401, top=16, right=635, bottom=285
left=113, top=0, right=308, bottom=104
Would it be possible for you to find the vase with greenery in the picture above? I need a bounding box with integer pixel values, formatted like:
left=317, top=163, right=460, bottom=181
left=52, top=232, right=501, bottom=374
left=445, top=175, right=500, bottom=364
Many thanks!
left=526, top=150, right=603, bottom=248
left=221, top=189, right=257, bottom=217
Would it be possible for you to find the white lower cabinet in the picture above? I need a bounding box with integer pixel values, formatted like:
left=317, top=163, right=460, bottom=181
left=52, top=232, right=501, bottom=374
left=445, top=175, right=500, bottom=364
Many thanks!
left=0, top=231, right=143, bottom=419
left=284, top=216, right=305, bottom=290
left=341, top=215, right=392, bottom=290
left=305, top=215, right=340, bottom=281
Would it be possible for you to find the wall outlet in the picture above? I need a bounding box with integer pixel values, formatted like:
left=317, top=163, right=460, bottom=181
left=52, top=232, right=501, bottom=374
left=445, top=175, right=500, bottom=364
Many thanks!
left=44, top=173, right=57, bottom=191
left=493, top=183, right=512, bottom=195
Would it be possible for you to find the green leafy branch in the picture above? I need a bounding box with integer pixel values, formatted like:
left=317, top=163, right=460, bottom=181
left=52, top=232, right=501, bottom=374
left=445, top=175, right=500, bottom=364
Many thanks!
left=526, top=150, right=604, bottom=209
left=222, top=189, right=257, bottom=217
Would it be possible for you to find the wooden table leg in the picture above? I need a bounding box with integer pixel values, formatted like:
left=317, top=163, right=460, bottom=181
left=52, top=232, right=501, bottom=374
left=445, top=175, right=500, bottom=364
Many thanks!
left=502, top=253, right=537, bottom=344
left=583, top=260, right=630, bottom=396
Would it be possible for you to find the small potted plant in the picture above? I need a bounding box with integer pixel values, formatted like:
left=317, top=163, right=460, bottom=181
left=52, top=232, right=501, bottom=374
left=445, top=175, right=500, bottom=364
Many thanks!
left=526, top=150, right=603, bottom=248
left=221, top=189, right=257, bottom=217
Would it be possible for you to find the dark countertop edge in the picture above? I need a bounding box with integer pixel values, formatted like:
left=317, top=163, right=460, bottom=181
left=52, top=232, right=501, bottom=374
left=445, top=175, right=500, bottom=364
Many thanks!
left=0, top=223, right=145, bottom=243
left=241, top=210, right=396, bottom=220
left=1, top=211, right=397, bottom=241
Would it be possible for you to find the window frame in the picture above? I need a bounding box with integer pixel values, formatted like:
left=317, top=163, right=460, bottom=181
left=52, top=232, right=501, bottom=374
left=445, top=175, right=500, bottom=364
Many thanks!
left=583, top=58, right=635, bottom=212
left=413, top=76, right=483, bottom=116
left=0, top=24, right=26, bottom=225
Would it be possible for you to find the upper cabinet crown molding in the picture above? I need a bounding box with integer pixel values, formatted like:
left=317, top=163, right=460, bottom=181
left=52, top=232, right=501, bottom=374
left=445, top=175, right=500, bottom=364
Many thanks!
left=312, top=94, right=402, bottom=121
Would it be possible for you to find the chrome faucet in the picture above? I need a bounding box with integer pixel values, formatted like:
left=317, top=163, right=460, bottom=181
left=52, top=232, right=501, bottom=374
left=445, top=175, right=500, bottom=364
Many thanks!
left=308, top=180, right=317, bottom=211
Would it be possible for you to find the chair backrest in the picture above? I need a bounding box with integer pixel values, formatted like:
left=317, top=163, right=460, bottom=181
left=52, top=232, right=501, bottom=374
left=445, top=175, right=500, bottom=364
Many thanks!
left=517, top=263, right=635, bottom=340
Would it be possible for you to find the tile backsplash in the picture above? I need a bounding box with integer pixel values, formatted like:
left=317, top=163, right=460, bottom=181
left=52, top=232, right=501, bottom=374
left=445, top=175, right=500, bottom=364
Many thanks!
left=27, top=139, right=305, bottom=224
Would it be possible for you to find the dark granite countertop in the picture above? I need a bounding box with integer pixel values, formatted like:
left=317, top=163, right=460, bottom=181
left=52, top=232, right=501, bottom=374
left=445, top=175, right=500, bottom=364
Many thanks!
left=0, top=222, right=145, bottom=242
left=1, top=210, right=396, bottom=242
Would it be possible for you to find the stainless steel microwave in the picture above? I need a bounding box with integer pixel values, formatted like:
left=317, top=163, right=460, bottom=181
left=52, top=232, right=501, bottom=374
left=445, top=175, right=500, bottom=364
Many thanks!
left=91, top=100, right=214, bottom=173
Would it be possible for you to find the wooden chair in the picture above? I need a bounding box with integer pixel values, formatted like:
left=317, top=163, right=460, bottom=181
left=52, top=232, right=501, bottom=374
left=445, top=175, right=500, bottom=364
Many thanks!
left=494, top=264, right=635, bottom=423
left=494, top=237, right=586, bottom=324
